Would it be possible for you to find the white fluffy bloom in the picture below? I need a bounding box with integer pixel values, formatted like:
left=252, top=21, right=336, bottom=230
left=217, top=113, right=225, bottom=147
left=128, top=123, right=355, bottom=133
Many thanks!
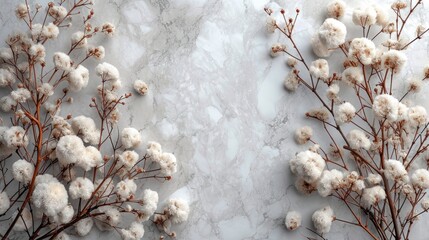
left=318, top=18, right=347, bottom=48
left=147, top=141, right=162, bottom=162
left=69, top=177, right=94, bottom=200
left=121, top=222, right=145, bottom=240
left=137, top=189, right=158, bottom=222
left=96, top=62, right=120, bottom=81
left=48, top=5, right=67, bottom=20
left=88, top=45, right=105, bottom=60
left=326, top=84, right=340, bottom=102
left=411, top=169, right=429, bottom=189
left=362, top=186, right=386, bottom=208
left=35, top=174, right=58, bottom=185
left=118, top=150, right=139, bottom=170
left=16, top=3, right=29, bottom=19
left=347, top=130, right=371, bottom=150
left=95, top=206, right=121, bottom=231
left=53, top=52, right=72, bottom=71
left=367, top=173, right=382, bottom=185
left=12, top=159, right=34, bottom=184
left=295, top=178, right=317, bottom=195
left=311, top=34, right=332, bottom=58
left=266, top=16, right=277, bottom=33
left=77, top=146, right=103, bottom=171
left=56, top=135, right=86, bottom=166
left=101, top=22, right=115, bottom=37
left=53, top=204, right=74, bottom=224
left=37, top=83, right=54, bottom=96
left=421, top=198, right=429, bottom=211
left=270, top=43, right=286, bottom=57
left=71, top=115, right=100, bottom=145
left=0, top=96, right=16, bottom=112
left=116, top=179, right=137, bottom=201
left=121, top=127, right=141, bottom=149
left=373, top=94, right=400, bottom=121
left=381, top=50, right=407, bottom=73
left=159, top=152, right=177, bottom=176
left=0, top=48, right=13, bottom=61
left=407, top=78, right=423, bottom=93
left=312, top=206, right=335, bottom=234
left=11, top=88, right=31, bottom=103
left=42, top=23, right=59, bottom=39
left=0, top=191, right=10, bottom=215
left=71, top=31, right=87, bottom=48
left=74, top=218, right=94, bottom=236
left=284, top=70, right=300, bottom=91
left=317, top=169, right=344, bottom=197
left=2, top=126, right=29, bottom=148
left=385, top=159, right=408, bottom=183
left=374, top=5, right=389, bottom=26
left=32, top=181, right=68, bottom=217
left=342, top=67, right=364, bottom=85
left=309, top=59, right=329, bottom=80
left=408, top=106, right=427, bottom=127
left=290, top=150, right=326, bottom=183
left=165, top=198, right=190, bottom=224
left=29, top=44, right=46, bottom=62
left=133, top=80, right=148, bottom=95
left=335, top=102, right=356, bottom=124
left=68, top=65, right=89, bottom=91
left=327, top=0, right=346, bottom=19
left=0, top=69, right=15, bottom=87
left=12, top=207, right=32, bottom=231
left=348, top=38, right=376, bottom=65
left=295, top=126, right=313, bottom=145
left=352, top=6, right=377, bottom=26
left=285, top=211, right=301, bottom=231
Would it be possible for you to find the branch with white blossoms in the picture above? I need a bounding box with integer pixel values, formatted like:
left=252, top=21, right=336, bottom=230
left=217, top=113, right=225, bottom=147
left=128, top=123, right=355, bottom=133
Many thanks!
left=0, top=1, right=189, bottom=239
left=266, top=0, right=429, bottom=239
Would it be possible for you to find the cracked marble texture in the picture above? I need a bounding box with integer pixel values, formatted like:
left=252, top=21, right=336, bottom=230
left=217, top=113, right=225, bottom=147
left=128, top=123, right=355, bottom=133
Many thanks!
left=2, top=0, right=429, bottom=239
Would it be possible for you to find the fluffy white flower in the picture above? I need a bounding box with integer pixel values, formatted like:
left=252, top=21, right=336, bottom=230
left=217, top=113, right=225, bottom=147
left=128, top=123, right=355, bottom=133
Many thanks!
left=48, top=5, right=67, bottom=20
left=74, top=218, right=94, bottom=236
left=12, top=159, right=34, bottom=184
left=407, top=78, right=423, bottom=93
left=290, top=150, right=326, bottom=183
left=311, top=34, right=332, bottom=57
left=270, top=43, right=286, bottom=57
left=295, top=126, right=313, bottom=145
left=0, top=69, right=14, bottom=87
left=118, top=150, right=139, bottom=170
left=37, top=83, right=54, bottom=96
left=69, top=177, right=94, bottom=200
left=53, top=52, right=72, bottom=71
left=327, top=0, right=346, bottom=19
left=411, top=169, right=429, bottom=189
left=2, top=126, right=29, bottom=148
left=77, top=146, right=103, bottom=171
left=137, top=189, right=158, bottom=222
left=381, top=50, right=407, bottom=73
left=165, top=198, right=190, bottom=224
left=295, top=178, right=317, bottom=195
left=309, top=59, right=329, bottom=80
left=29, top=44, right=46, bottom=62
left=342, top=67, right=364, bottom=85
left=326, top=84, right=340, bottom=102
left=12, top=208, right=32, bottom=231
left=367, top=173, right=382, bottom=185
left=11, top=88, right=31, bottom=103
left=307, top=107, right=330, bottom=121
left=96, top=62, right=119, bottom=81
left=373, top=94, right=400, bottom=121
left=68, top=65, right=89, bottom=91
left=385, top=159, right=408, bottom=183
left=374, top=5, right=389, bottom=26
left=347, top=129, right=371, bottom=150
left=121, top=222, right=145, bottom=240
left=95, top=206, right=121, bottom=231
left=362, top=186, right=386, bottom=208
left=285, top=211, right=301, bottom=231
left=71, top=31, right=87, bottom=48
left=352, top=6, right=377, bottom=26
left=284, top=70, right=300, bottom=91
left=35, top=174, right=58, bottom=185
left=131, top=80, right=148, bottom=96
left=0, top=191, right=10, bottom=215
left=56, top=135, right=86, bottom=166
left=312, top=206, right=335, bottom=234
left=16, top=3, right=29, bottom=19
left=0, top=96, right=16, bottom=112
left=318, top=18, right=347, bottom=48
left=147, top=141, right=162, bottom=162
left=348, top=38, right=376, bottom=65
left=266, top=16, right=277, bottom=33
left=53, top=204, right=74, bottom=224
left=32, top=181, right=68, bottom=217
left=317, top=169, right=344, bottom=197
left=116, top=179, right=137, bottom=201
left=88, top=45, right=105, bottom=60
left=334, top=102, right=356, bottom=124
left=0, top=48, right=13, bottom=61
left=101, top=22, right=115, bottom=37
left=42, top=23, right=59, bottom=39
left=421, top=198, right=429, bottom=211
left=159, top=152, right=177, bottom=176
left=408, top=106, right=427, bottom=127
left=71, top=115, right=100, bottom=145
left=121, top=127, right=141, bottom=149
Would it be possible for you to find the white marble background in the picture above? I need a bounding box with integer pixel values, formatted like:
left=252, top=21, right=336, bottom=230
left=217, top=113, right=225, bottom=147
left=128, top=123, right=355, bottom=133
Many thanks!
left=2, top=0, right=429, bottom=239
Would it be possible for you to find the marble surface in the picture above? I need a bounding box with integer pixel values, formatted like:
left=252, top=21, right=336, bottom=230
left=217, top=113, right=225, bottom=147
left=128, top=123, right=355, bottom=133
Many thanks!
left=2, top=0, right=429, bottom=239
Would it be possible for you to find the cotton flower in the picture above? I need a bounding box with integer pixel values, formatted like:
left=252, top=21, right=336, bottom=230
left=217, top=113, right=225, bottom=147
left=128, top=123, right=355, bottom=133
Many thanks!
left=285, top=211, right=301, bottom=231
left=53, top=52, right=72, bottom=71
left=121, top=127, right=141, bottom=149
left=411, top=169, right=429, bottom=189
left=381, top=50, right=407, bottom=73
left=71, top=31, right=87, bottom=48
left=284, top=70, right=300, bottom=91
left=385, top=159, right=408, bottom=183
left=306, top=107, right=330, bottom=121
left=295, top=126, right=313, bottom=145
left=74, top=218, right=94, bottom=236
left=68, top=65, right=89, bottom=91
left=374, top=5, right=389, bottom=26
left=0, top=48, right=13, bottom=61
left=342, top=67, right=364, bottom=85
left=88, top=46, right=105, bottom=60
left=165, top=198, right=190, bottom=224
left=77, top=146, right=103, bottom=171
left=311, top=34, right=332, bottom=58
left=11, top=88, right=31, bottom=103
left=137, top=189, right=158, bottom=222
left=270, top=43, right=286, bottom=57
left=116, top=179, right=137, bottom=201
left=42, top=23, right=60, bottom=39
left=121, top=222, right=145, bottom=240
left=362, top=186, right=386, bottom=208
left=118, top=150, right=139, bottom=170
left=0, top=191, right=10, bottom=215
left=159, top=152, right=177, bottom=175
left=69, top=177, right=94, bottom=200
left=312, top=206, right=335, bottom=234
left=421, top=198, right=429, bottom=211
left=2, top=126, right=29, bottom=148
left=348, top=38, right=376, bottom=65
left=16, top=3, right=29, bottom=19
left=95, top=206, right=121, bottom=231
left=347, top=129, right=371, bottom=150
left=367, top=173, right=382, bottom=185
left=0, top=69, right=14, bottom=87
left=266, top=16, right=277, bottom=33
left=0, top=96, right=17, bottom=112
left=71, top=115, right=100, bottom=145
left=101, top=22, right=115, bottom=37
left=12, top=159, right=34, bottom=184
left=290, top=150, right=326, bottom=183
left=29, top=44, right=46, bottom=63
left=134, top=80, right=148, bottom=95
left=327, top=0, right=346, bottom=19
left=295, top=178, right=317, bottom=194
left=408, top=106, right=427, bottom=127
left=48, top=5, right=67, bottom=20
left=309, top=59, right=329, bottom=80
left=32, top=181, right=68, bottom=217
left=317, top=169, right=344, bottom=197
left=52, top=204, right=74, bottom=224
left=352, top=6, right=377, bottom=26
left=35, top=174, right=58, bottom=185
left=326, top=84, right=340, bottom=102
left=318, top=18, right=347, bottom=48
left=56, top=135, right=86, bottom=166
left=147, top=141, right=162, bottom=162
left=373, top=94, right=400, bottom=121
left=37, top=83, right=54, bottom=96
left=335, top=102, right=356, bottom=124
left=407, top=78, right=423, bottom=93
left=12, top=208, right=32, bottom=231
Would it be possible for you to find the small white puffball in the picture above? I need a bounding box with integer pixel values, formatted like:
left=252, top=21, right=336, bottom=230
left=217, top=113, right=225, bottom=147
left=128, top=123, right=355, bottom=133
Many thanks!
left=317, top=169, right=344, bottom=197
left=270, top=43, right=286, bottom=57
left=318, top=18, right=347, bottom=48
left=11, top=88, right=31, bottom=103
left=118, top=150, right=139, bottom=170
left=0, top=96, right=16, bottom=112
left=407, top=78, right=423, bottom=93
left=367, top=173, right=382, bottom=185
left=29, top=43, right=46, bottom=62
left=0, top=191, right=10, bottom=214
left=77, top=146, right=103, bottom=171
left=307, top=107, right=330, bottom=121
left=159, top=152, right=177, bottom=175
left=101, top=22, right=116, bottom=37
left=286, top=57, right=297, bottom=68
left=362, top=186, right=386, bottom=208
left=121, top=128, right=141, bottom=149
left=121, top=222, right=145, bottom=240
left=334, top=102, right=356, bottom=124
left=147, top=141, right=162, bottom=162
left=96, top=62, right=120, bottom=81
left=295, top=178, right=317, bottom=194
left=372, top=94, right=400, bottom=122
left=71, top=31, right=87, bottom=48
left=37, top=83, right=54, bottom=96
left=15, top=3, right=29, bottom=19
left=35, top=174, right=58, bottom=185
left=53, top=52, right=72, bottom=71
left=284, top=70, right=300, bottom=91
left=352, top=179, right=366, bottom=192
left=408, top=106, right=428, bottom=127
left=285, top=211, right=302, bottom=231
left=137, top=189, right=159, bottom=222
left=348, top=38, right=376, bottom=65
left=71, top=115, right=100, bottom=145
left=290, top=150, right=326, bottom=183
left=0, top=48, right=13, bottom=61
left=88, top=45, right=105, bottom=60
left=74, top=218, right=94, bottom=236
left=373, top=5, right=389, bottom=26
left=352, top=6, right=377, bottom=26
left=0, top=68, right=15, bottom=87
left=326, top=84, right=340, bottom=102
left=116, top=178, right=137, bottom=201
left=133, top=80, right=148, bottom=95
left=12, top=208, right=32, bottom=231
left=42, top=22, right=59, bottom=39
left=385, top=159, right=409, bottom=183
left=69, top=177, right=94, bottom=200
left=381, top=50, right=407, bottom=73
left=2, top=126, right=29, bottom=148
left=327, top=0, right=346, bottom=19
left=421, top=198, right=429, bottom=211
left=32, top=181, right=68, bottom=217
left=95, top=206, right=121, bottom=231
left=312, top=206, right=335, bottom=234
left=54, top=204, right=74, bottom=224
left=68, top=65, right=89, bottom=91
left=342, top=67, right=363, bottom=86
left=309, top=59, right=329, bottom=80
left=266, top=16, right=277, bottom=33
left=295, top=126, right=313, bottom=145
left=311, top=34, right=332, bottom=58
left=411, top=169, right=429, bottom=189
left=347, top=130, right=371, bottom=150
left=12, top=159, right=34, bottom=184
left=56, top=135, right=86, bottom=166
left=48, top=5, right=67, bottom=20
left=165, top=198, right=190, bottom=224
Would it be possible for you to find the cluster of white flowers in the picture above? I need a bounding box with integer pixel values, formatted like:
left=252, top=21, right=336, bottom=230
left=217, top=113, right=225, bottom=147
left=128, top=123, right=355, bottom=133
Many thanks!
left=309, top=59, right=329, bottom=81
left=290, top=150, right=326, bottom=183
left=295, top=126, right=313, bottom=144
left=362, top=186, right=386, bottom=208
left=137, top=189, right=159, bottom=222
left=31, top=174, right=68, bottom=217
left=133, top=80, right=148, bottom=95
left=334, top=102, right=356, bottom=124
left=348, top=38, right=376, bottom=65
left=69, top=177, right=95, bottom=200
left=146, top=142, right=178, bottom=176
left=285, top=211, right=302, bottom=231
left=346, top=129, right=371, bottom=150
left=121, top=128, right=142, bottom=149
left=71, top=115, right=100, bottom=145
left=12, top=159, right=34, bottom=184
left=312, top=206, right=335, bottom=234
left=163, top=198, right=190, bottom=224
left=120, top=222, right=145, bottom=240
